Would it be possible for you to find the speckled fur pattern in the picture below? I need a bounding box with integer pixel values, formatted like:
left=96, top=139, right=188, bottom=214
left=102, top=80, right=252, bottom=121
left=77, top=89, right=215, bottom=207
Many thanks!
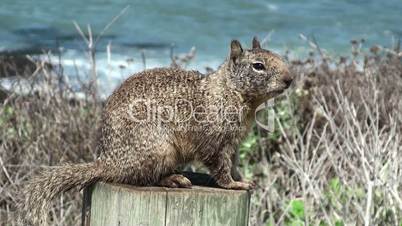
left=21, top=37, right=292, bottom=225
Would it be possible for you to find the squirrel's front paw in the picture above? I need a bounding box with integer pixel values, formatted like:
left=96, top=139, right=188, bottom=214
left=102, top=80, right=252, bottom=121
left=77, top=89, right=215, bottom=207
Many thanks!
left=221, top=181, right=255, bottom=190
left=158, top=174, right=192, bottom=188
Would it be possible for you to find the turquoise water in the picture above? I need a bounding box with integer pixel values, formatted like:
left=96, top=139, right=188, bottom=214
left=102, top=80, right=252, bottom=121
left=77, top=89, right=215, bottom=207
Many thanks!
left=0, top=0, right=401, bottom=93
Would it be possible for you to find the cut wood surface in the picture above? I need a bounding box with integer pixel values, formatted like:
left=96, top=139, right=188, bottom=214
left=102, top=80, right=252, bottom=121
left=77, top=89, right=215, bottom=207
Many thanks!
left=82, top=174, right=251, bottom=226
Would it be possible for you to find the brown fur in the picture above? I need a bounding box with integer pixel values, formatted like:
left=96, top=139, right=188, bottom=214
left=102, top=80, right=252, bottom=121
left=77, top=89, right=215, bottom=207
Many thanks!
left=21, top=37, right=292, bottom=225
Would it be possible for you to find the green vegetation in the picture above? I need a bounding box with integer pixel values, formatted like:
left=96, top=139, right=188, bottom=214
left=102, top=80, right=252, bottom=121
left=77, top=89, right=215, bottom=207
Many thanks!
left=0, top=39, right=401, bottom=225
left=240, top=39, right=402, bottom=225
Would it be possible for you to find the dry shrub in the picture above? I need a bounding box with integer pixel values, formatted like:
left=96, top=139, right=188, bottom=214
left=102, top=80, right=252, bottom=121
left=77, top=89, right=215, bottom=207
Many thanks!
left=249, top=42, right=402, bottom=225
left=0, top=41, right=400, bottom=226
left=0, top=59, right=101, bottom=225
left=0, top=43, right=199, bottom=225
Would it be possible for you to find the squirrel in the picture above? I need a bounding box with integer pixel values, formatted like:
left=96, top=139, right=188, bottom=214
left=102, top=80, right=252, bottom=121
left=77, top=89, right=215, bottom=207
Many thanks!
left=21, top=37, right=292, bottom=225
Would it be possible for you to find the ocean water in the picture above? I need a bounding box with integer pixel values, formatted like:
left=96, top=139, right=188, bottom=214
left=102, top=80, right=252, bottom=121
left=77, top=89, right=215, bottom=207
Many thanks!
left=0, top=0, right=401, bottom=94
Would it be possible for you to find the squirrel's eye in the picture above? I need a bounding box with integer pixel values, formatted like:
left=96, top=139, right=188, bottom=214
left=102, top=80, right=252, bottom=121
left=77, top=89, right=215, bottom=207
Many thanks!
left=252, top=63, right=265, bottom=71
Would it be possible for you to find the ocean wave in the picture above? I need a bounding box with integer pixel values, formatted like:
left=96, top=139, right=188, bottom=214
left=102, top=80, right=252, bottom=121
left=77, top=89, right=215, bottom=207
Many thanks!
left=266, top=3, right=278, bottom=11
left=40, top=49, right=222, bottom=97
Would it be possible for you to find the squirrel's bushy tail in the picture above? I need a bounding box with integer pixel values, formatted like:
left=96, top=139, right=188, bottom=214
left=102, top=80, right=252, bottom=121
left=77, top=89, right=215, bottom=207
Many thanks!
left=21, top=162, right=102, bottom=225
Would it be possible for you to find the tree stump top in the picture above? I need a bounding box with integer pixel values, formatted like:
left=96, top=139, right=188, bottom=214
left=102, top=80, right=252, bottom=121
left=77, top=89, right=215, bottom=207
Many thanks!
left=82, top=173, right=251, bottom=226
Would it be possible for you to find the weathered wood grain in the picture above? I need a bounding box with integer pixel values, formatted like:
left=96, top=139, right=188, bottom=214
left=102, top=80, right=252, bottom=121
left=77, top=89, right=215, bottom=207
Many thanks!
left=83, top=181, right=250, bottom=226
left=165, top=187, right=250, bottom=226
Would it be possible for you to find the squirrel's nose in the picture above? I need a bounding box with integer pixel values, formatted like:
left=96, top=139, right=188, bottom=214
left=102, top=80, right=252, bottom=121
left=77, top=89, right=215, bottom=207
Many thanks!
left=281, top=69, right=293, bottom=88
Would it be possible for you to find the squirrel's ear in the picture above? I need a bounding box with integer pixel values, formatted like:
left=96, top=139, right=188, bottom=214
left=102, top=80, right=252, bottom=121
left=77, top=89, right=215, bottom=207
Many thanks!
left=252, top=36, right=261, bottom=49
left=230, top=40, right=243, bottom=61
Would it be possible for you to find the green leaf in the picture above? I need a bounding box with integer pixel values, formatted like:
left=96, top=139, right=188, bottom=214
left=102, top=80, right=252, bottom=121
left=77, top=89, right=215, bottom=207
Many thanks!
left=289, top=199, right=305, bottom=219
left=318, top=220, right=329, bottom=226
left=335, top=220, right=344, bottom=226
left=329, top=177, right=341, bottom=193
left=242, top=135, right=257, bottom=148
left=4, top=105, right=14, bottom=115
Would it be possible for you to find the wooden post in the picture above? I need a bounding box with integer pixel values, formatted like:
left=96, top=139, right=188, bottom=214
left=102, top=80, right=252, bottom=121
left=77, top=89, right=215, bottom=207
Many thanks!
left=82, top=174, right=251, bottom=226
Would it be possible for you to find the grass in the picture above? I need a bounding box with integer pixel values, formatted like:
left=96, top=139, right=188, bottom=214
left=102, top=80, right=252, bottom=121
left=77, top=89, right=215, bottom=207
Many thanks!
left=0, top=38, right=401, bottom=225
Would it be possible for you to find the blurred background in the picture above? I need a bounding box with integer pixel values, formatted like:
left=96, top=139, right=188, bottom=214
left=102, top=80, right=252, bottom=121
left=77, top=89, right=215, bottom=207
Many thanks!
left=1, top=1, right=402, bottom=226
left=1, top=0, right=401, bottom=94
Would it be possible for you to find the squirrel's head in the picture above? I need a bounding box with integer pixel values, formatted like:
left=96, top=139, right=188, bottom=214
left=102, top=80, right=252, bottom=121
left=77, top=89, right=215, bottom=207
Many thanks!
left=226, top=37, right=292, bottom=100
